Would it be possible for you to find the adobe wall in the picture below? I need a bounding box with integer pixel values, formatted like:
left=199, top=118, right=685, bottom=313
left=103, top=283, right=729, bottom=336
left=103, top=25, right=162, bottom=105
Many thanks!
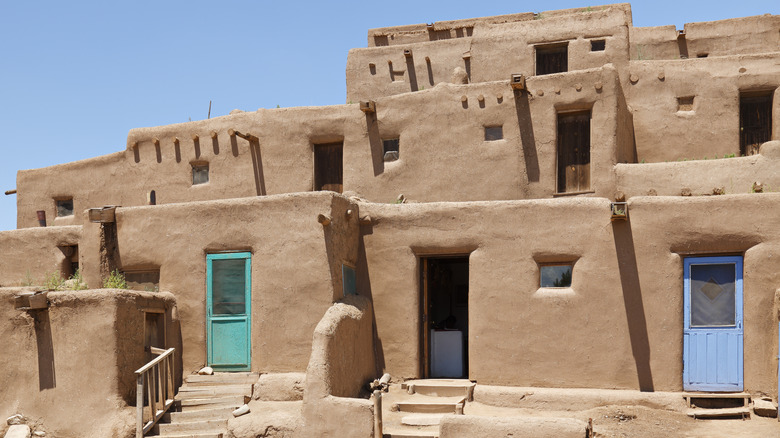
left=358, top=194, right=780, bottom=394
left=301, top=295, right=375, bottom=438
left=625, top=55, right=780, bottom=163
left=77, top=193, right=359, bottom=375
left=630, top=15, right=780, bottom=61
left=347, top=4, right=632, bottom=102
left=0, top=226, right=80, bottom=286
left=0, top=289, right=175, bottom=438
left=617, top=141, right=780, bottom=197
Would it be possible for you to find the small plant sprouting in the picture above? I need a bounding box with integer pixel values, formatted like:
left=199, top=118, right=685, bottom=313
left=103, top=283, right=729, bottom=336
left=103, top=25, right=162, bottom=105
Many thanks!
left=534, top=12, right=544, bottom=20
left=21, top=270, right=34, bottom=287
left=103, top=269, right=127, bottom=289
left=44, top=271, right=65, bottom=291
left=68, top=268, right=88, bottom=290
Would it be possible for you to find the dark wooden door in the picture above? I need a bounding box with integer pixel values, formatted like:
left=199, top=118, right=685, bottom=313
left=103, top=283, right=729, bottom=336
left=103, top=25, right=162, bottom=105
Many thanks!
left=557, top=111, right=591, bottom=193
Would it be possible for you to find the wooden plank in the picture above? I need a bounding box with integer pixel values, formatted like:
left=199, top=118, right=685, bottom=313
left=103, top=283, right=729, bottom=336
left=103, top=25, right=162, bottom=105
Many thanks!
left=135, top=347, right=174, bottom=374
left=687, top=407, right=749, bottom=419
left=422, top=258, right=430, bottom=379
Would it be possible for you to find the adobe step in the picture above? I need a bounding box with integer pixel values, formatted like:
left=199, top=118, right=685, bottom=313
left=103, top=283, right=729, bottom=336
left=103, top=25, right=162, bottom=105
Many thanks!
left=401, top=379, right=475, bottom=398
left=157, top=418, right=227, bottom=435
left=154, top=434, right=222, bottom=438
left=177, top=395, right=246, bottom=409
left=169, top=406, right=236, bottom=422
left=687, top=406, right=751, bottom=419
left=184, top=372, right=258, bottom=386
left=382, top=429, right=439, bottom=438
left=392, top=395, right=466, bottom=414
left=176, top=384, right=253, bottom=399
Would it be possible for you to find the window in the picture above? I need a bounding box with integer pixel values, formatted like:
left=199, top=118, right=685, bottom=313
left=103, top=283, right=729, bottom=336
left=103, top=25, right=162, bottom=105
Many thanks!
left=484, top=126, right=503, bottom=141
left=740, top=91, right=773, bottom=156
left=342, top=264, right=356, bottom=296
left=557, top=111, right=591, bottom=193
left=590, top=40, right=606, bottom=52
left=56, top=198, right=74, bottom=217
left=536, top=43, right=568, bottom=75
left=314, top=142, right=343, bottom=192
left=192, top=162, right=209, bottom=185
left=677, top=96, right=695, bottom=112
left=540, top=264, right=573, bottom=288
left=382, top=138, right=399, bottom=162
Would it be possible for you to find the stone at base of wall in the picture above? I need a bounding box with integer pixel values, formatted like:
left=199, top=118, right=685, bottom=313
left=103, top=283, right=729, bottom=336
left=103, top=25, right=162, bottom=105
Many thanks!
left=4, top=425, right=31, bottom=438
left=753, top=398, right=778, bottom=418
left=439, top=415, right=588, bottom=438
left=254, top=373, right=306, bottom=401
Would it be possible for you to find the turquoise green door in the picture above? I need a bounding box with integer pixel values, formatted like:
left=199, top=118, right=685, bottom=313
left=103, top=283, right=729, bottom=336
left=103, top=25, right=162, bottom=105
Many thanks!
left=207, top=252, right=251, bottom=371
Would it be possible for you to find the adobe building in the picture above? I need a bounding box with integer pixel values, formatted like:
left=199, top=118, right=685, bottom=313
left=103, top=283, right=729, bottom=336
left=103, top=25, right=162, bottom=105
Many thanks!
left=1, top=3, right=779, bottom=437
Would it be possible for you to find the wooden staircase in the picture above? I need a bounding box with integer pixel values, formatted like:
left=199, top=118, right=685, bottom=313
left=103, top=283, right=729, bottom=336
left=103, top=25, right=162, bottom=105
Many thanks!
left=150, top=372, right=257, bottom=438
left=684, top=392, right=751, bottom=420
left=382, top=379, right=475, bottom=438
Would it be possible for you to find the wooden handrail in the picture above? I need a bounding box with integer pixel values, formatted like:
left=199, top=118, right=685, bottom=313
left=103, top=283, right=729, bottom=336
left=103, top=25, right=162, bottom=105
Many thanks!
left=136, top=347, right=175, bottom=438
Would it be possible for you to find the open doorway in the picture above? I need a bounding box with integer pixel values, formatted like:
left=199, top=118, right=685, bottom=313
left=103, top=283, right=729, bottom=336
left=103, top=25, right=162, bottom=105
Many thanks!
left=420, top=256, right=469, bottom=378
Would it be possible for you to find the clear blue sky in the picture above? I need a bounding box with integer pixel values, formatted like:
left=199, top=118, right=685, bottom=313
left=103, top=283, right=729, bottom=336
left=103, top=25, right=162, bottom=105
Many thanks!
left=0, top=1, right=776, bottom=231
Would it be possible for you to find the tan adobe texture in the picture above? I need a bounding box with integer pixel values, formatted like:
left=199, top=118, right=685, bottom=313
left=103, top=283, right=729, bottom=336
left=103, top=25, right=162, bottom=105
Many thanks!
left=1, top=3, right=780, bottom=438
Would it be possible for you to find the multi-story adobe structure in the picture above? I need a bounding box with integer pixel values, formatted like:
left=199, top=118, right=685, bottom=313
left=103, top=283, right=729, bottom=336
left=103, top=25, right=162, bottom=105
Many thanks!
left=1, top=3, right=779, bottom=437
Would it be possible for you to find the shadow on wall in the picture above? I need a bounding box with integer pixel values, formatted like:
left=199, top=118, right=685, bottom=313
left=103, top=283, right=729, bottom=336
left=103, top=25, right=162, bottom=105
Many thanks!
left=513, top=90, right=540, bottom=183
left=366, top=112, right=384, bottom=176
left=612, top=220, right=654, bottom=392
left=34, top=310, right=56, bottom=390
left=249, top=139, right=267, bottom=196
left=356, top=224, right=385, bottom=376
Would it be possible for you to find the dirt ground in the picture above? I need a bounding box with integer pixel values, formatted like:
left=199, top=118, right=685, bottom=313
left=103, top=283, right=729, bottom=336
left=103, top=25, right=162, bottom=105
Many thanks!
left=466, top=403, right=780, bottom=437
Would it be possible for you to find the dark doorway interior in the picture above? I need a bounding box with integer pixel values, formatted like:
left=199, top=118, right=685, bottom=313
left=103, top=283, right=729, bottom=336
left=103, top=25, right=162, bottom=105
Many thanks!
left=314, top=142, right=343, bottom=193
left=740, top=91, right=773, bottom=156
left=421, top=256, right=469, bottom=378
left=557, top=111, right=591, bottom=193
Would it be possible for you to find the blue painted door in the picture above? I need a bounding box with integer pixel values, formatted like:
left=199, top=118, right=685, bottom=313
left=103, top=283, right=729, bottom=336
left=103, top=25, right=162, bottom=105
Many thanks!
left=207, top=252, right=251, bottom=371
left=683, top=256, right=743, bottom=392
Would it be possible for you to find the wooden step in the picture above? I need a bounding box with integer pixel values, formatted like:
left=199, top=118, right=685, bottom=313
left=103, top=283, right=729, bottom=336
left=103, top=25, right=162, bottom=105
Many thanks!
left=687, top=407, right=751, bottom=419
left=184, top=372, right=258, bottom=386
left=158, top=418, right=227, bottom=434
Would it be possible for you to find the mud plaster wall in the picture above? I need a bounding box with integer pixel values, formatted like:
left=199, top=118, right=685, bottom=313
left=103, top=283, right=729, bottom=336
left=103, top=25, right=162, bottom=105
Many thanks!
left=77, top=193, right=359, bottom=376
left=303, top=296, right=375, bottom=438
left=0, top=226, right=80, bottom=286
left=625, top=56, right=780, bottom=163
left=358, top=194, right=780, bottom=394
left=347, top=4, right=631, bottom=103
left=0, top=289, right=174, bottom=438
left=630, top=15, right=780, bottom=61
left=616, top=141, right=780, bottom=197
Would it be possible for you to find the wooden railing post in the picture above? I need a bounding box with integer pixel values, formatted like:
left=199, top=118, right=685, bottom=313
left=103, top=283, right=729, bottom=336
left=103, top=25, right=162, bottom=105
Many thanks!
left=373, top=390, right=383, bottom=438
left=136, top=373, right=144, bottom=438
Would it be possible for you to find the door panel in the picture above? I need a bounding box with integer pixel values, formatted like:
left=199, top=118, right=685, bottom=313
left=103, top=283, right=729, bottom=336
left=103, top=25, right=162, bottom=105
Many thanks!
left=683, top=256, right=743, bottom=391
left=207, top=252, right=251, bottom=371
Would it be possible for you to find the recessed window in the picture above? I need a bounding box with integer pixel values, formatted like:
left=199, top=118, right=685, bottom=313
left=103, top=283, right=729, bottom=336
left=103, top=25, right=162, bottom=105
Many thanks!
left=536, top=43, right=568, bottom=75
left=484, top=126, right=503, bottom=141
left=382, top=138, right=400, bottom=162
left=696, top=53, right=708, bottom=58
left=590, top=40, right=606, bottom=52
left=540, top=264, right=573, bottom=288
left=192, top=163, right=209, bottom=185
left=56, top=198, right=74, bottom=217
left=677, top=96, right=695, bottom=112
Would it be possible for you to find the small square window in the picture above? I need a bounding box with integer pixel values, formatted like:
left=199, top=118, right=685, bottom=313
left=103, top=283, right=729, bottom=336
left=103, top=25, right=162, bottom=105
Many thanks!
left=484, top=126, right=503, bottom=141
left=540, top=264, right=573, bottom=288
left=677, top=96, right=695, bottom=112
left=382, top=138, right=399, bottom=162
left=590, top=40, right=606, bottom=52
left=192, top=163, right=209, bottom=185
left=56, top=198, right=74, bottom=217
